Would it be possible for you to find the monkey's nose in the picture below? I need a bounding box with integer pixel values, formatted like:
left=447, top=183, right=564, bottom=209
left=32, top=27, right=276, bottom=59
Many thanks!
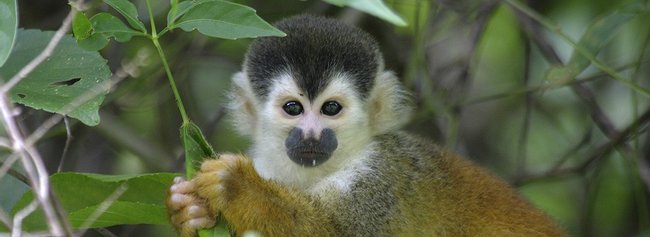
left=285, top=127, right=338, bottom=167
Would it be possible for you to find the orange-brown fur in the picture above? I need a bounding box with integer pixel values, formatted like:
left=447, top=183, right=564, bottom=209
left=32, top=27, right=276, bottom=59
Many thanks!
left=168, top=133, right=566, bottom=237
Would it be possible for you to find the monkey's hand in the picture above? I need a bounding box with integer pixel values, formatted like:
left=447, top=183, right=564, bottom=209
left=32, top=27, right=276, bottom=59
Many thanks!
left=193, top=153, right=335, bottom=236
left=167, top=176, right=216, bottom=237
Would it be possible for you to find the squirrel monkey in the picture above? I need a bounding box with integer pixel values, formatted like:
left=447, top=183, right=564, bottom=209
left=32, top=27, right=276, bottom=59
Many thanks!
left=167, top=15, right=566, bottom=236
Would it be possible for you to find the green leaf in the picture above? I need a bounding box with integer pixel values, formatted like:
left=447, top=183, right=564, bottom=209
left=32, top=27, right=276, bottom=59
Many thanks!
left=0, top=0, right=17, bottom=66
left=546, top=0, right=648, bottom=82
left=198, top=222, right=230, bottom=237
left=12, top=172, right=178, bottom=230
left=181, top=121, right=216, bottom=177
left=68, top=202, right=168, bottom=227
left=92, top=13, right=142, bottom=42
left=167, top=0, right=193, bottom=28
left=103, top=0, right=147, bottom=32
left=77, top=32, right=111, bottom=51
left=0, top=29, right=112, bottom=126
left=76, top=12, right=143, bottom=51
left=322, top=0, right=407, bottom=26
left=173, top=0, right=285, bottom=40
left=567, top=1, right=645, bottom=71
left=72, top=11, right=93, bottom=40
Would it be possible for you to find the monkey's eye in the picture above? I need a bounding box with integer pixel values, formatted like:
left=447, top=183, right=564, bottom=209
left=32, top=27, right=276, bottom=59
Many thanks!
left=283, top=101, right=303, bottom=116
left=321, top=101, right=342, bottom=116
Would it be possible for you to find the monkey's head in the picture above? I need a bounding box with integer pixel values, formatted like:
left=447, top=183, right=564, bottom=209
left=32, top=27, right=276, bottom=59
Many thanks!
left=228, top=15, right=412, bottom=188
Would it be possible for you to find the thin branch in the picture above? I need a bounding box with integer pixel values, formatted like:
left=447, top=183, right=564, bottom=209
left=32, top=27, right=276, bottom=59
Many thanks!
left=516, top=37, right=533, bottom=176
left=0, top=159, right=30, bottom=184
left=463, top=61, right=643, bottom=105
left=56, top=116, right=73, bottom=172
left=505, top=0, right=650, bottom=97
left=0, top=204, right=11, bottom=230
left=517, top=108, right=650, bottom=185
left=0, top=153, right=20, bottom=181
left=11, top=200, right=39, bottom=237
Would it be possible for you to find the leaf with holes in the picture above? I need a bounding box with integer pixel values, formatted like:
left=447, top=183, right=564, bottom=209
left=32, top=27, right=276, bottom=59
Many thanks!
left=173, top=0, right=285, bottom=39
left=322, top=0, right=406, bottom=26
left=0, top=29, right=112, bottom=126
left=11, top=172, right=178, bottom=230
left=0, top=0, right=17, bottom=66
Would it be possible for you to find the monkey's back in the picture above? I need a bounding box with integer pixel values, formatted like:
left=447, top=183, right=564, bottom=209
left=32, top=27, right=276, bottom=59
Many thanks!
left=327, top=132, right=566, bottom=236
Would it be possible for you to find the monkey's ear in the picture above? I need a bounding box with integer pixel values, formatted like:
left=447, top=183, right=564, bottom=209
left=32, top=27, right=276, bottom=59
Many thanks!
left=228, top=72, right=258, bottom=137
left=367, top=71, right=413, bottom=135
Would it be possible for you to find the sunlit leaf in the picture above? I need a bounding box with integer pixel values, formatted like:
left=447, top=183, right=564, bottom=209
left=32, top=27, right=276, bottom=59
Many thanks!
left=173, top=0, right=285, bottom=40
left=72, top=11, right=93, bottom=40
left=103, top=0, right=146, bottom=32
left=322, top=0, right=407, bottom=26
left=0, top=0, right=17, bottom=66
left=0, top=29, right=112, bottom=126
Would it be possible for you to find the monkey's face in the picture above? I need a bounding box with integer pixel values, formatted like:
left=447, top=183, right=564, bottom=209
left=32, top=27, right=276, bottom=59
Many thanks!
left=260, top=73, right=371, bottom=168
left=227, top=16, right=412, bottom=187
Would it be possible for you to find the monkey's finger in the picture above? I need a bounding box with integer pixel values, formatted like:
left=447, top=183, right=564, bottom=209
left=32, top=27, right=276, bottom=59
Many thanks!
left=187, top=217, right=216, bottom=229
left=168, top=193, right=196, bottom=211
left=171, top=180, right=196, bottom=194
left=179, top=217, right=216, bottom=237
left=187, top=204, right=211, bottom=218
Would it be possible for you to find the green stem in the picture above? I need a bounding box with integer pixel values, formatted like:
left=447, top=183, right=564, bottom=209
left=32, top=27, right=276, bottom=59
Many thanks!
left=145, top=0, right=190, bottom=124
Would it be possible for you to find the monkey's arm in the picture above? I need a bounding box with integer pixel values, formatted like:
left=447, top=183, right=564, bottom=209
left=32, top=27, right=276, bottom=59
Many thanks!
left=168, top=154, right=336, bottom=237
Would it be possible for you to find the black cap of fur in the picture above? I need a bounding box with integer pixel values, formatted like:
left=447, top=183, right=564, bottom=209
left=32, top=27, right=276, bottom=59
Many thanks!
left=245, top=15, right=382, bottom=101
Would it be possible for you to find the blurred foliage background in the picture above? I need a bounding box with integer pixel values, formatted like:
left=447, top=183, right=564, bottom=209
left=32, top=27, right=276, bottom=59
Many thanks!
left=2, top=0, right=649, bottom=236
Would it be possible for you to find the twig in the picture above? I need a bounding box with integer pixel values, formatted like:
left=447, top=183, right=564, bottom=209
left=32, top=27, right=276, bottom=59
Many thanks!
left=517, top=108, right=650, bottom=185
left=11, top=200, right=39, bottom=237
left=505, top=0, right=650, bottom=97
left=0, top=206, right=11, bottom=231
left=0, top=159, right=30, bottom=184
left=516, top=38, right=533, bottom=176
left=56, top=117, right=72, bottom=172
left=0, top=154, right=20, bottom=181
